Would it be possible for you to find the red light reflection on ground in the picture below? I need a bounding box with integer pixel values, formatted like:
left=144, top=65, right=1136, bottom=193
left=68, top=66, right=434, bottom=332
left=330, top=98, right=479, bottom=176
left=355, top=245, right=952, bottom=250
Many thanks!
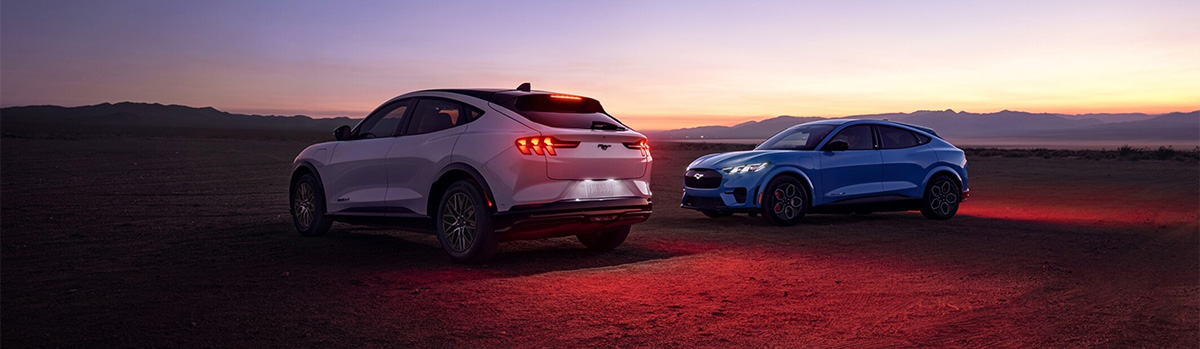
left=959, top=202, right=1198, bottom=228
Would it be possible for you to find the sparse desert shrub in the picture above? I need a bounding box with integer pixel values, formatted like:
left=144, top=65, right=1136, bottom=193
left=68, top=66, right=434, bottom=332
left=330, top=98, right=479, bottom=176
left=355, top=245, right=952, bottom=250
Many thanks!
left=1152, top=146, right=1176, bottom=160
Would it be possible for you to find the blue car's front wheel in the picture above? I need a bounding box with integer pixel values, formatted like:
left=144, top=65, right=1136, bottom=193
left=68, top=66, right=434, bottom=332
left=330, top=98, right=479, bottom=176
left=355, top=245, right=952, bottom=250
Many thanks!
left=761, top=176, right=808, bottom=226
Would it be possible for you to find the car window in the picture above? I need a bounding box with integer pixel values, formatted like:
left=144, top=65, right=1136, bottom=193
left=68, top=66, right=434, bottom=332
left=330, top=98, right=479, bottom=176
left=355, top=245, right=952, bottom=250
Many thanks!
left=405, top=98, right=466, bottom=135
left=756, top=124, right=836, bottom=150
left=356, top=100, right=411, bottom=139
left=914, top=132, right=931, bottom=144
left=829, top=125, right=874, bottom=150
left=463, top=104, right=484, bottom=123
left=878, top=125, right=920, bottom=149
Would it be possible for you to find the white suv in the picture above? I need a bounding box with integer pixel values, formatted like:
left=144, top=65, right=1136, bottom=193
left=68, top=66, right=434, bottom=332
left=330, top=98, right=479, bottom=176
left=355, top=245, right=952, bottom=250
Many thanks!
left=289, top=84, right=653, bottom=263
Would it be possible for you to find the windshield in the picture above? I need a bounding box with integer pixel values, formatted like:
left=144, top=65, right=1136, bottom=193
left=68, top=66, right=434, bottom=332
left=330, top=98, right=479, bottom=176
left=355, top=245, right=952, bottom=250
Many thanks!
left=756, top=124, right=837, bottom=150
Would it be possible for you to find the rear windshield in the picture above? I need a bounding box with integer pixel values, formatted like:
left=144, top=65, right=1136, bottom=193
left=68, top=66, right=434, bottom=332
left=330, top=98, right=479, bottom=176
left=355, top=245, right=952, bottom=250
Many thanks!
left=504, top=94, right=628, bottom=130
left=756, top=124, right=837, bottom=150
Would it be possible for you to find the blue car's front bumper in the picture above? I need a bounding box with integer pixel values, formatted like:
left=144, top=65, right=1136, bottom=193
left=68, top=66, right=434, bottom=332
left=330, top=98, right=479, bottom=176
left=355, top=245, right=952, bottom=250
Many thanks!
left=680, top=169, right=766, bottom=212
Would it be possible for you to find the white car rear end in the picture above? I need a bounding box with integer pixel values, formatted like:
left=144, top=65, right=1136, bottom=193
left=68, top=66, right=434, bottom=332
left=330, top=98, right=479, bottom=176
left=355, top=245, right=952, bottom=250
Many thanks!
left=290, top=84, right=652, bottom=263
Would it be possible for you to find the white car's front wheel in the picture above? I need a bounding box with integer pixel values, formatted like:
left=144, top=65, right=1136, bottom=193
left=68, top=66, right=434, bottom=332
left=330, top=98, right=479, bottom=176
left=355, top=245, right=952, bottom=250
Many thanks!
left=437, top=180, right=499, bottom=263
left=291, top=173, right=332, bottom=236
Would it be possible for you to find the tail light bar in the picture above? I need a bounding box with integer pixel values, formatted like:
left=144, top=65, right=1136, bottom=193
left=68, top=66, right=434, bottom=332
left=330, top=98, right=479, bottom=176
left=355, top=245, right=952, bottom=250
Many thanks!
left=623, top=139, right=650, bottom=157
left=515, top=136, right=579, bottom=156
left=549, top=94, right=583, bottom=101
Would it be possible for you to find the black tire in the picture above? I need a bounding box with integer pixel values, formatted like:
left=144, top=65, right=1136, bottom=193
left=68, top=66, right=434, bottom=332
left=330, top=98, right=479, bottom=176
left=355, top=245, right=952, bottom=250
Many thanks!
left=437, top=180, right=499, bottom=263
left=290, top=173, right=333, bottom=237
left=577, top=226, right=630, bottom=251
left=701, top=210, right=733, bottom=218
left=920, top=175, right=961, bottom=220
left=760, top=176, right=808, bottom=226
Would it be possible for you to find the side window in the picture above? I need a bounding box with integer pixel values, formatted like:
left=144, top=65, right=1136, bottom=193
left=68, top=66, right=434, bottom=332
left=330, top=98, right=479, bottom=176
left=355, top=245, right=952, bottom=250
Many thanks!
left=878, top=126, right=920, bottom=149
left=356, top=100, right=411, bottom=139
left=405, top=98, right=468, bottom=135
left=828, top=125, right=874, bottom=150
left=914, top=132, right=931, bottom=145
left=464, top=105, right=484, bottom=123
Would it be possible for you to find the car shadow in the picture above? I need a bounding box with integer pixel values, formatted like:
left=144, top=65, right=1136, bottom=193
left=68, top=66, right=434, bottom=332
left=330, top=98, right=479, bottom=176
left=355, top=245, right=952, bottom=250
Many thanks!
left=294, top=224, right=690, bottom=285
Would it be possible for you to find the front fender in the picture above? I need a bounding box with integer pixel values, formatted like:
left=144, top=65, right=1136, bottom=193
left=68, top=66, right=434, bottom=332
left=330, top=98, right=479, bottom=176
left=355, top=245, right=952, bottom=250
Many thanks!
left=752, top=165, right=816, bottom=206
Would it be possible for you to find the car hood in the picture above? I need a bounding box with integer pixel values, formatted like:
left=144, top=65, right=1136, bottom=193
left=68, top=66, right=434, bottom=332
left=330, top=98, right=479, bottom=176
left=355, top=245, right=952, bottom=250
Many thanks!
left=688, top=150, right=794, bottom=170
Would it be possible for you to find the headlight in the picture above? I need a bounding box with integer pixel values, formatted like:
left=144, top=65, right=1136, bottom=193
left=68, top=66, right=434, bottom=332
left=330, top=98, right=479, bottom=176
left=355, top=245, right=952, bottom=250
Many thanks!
left=722, top=162, right=769, bottom=174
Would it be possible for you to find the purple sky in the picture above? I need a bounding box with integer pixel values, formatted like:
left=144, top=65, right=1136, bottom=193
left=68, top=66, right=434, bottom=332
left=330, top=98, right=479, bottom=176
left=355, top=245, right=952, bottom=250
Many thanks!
left=3, top=0, right=1197, bottom=129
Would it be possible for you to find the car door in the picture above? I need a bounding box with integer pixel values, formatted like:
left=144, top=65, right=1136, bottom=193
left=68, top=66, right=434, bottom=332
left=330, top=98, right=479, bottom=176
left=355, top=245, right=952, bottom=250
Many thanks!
left=818, top=124, right=883, bottom=202
left=876, top=125, right=938, bottom=198
left=323, top=99, right=412, bottom=214
left=384, top=97, right=479, bottom=216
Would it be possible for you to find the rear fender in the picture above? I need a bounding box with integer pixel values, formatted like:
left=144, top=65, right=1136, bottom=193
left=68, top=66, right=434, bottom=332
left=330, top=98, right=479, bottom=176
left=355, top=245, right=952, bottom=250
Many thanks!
left=921, top=165, right=964, bottom=189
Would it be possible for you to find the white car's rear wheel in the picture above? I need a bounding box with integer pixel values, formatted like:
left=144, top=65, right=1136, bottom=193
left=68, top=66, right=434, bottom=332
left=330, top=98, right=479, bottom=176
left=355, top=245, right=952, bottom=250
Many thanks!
left=437, top=180, right=498, bottom=263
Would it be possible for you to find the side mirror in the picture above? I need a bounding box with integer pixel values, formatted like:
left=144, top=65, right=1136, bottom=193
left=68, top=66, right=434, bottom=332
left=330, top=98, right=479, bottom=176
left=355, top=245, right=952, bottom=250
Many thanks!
left=823, top=140, right=849, bottom=151
left=333, top=125, right=352, bottom=141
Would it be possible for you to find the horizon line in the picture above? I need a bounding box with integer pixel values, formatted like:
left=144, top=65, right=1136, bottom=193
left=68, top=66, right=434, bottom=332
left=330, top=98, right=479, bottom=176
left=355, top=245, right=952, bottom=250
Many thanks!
left=3, top=101, right=1196, bottom=131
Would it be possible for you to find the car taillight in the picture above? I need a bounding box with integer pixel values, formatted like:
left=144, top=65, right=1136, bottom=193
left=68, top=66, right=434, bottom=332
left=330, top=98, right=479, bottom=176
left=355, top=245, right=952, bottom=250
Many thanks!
left=623, top=139, right=650, bottom=157
left=549, top=94, right=583, bottom=101
left=515, top=136, right=579, bottom=156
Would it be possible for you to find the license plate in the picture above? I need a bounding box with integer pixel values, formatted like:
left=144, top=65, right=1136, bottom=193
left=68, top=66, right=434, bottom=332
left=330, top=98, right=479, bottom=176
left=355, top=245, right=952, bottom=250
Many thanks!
left=584, top=181, right=616, bottom=198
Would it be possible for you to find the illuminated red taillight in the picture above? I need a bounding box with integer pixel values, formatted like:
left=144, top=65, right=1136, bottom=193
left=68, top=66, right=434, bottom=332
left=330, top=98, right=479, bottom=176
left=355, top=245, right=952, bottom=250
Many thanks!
left=623, top=139, right=650, bottom=157
left=515, top=136, right=579, bottom=156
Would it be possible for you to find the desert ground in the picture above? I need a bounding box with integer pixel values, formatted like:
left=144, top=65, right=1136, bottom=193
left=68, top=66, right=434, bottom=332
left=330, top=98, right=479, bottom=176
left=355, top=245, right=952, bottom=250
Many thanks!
left=2, top=130, right=1197, bottom=347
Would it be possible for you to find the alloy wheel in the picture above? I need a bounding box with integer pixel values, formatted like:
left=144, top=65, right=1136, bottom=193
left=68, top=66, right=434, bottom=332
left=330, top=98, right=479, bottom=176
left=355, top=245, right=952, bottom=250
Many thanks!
left=929, top=180, right=959, bottom=216
left=293, top=182, right=315, bottom=230
left=773, top=183, right=805, bottom=220
left=441, top=192, right=478, bottom=252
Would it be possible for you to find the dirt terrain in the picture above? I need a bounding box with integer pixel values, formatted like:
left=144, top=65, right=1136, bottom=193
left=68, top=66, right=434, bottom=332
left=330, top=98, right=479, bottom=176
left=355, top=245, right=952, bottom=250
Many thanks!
left=2, top=133, right=1197, bottom=347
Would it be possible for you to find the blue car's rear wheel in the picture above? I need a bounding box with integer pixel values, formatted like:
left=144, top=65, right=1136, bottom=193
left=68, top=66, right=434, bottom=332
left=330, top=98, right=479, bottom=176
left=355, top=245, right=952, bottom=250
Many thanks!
left=921, top=175, right=961, bottom=220
left=761, top=176, right=808, bottom=226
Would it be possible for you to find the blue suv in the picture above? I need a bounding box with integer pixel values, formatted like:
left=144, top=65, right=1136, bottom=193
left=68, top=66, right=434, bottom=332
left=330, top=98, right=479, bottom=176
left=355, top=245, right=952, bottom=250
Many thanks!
left=681, top=119, right=968, bottom=226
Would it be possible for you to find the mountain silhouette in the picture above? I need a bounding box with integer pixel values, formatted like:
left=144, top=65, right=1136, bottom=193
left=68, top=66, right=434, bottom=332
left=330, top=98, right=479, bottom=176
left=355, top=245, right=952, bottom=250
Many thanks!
left=2, top=102, right=1195, bottom=143
left=649, top=110, right=1198, bottom=142
left=1, top=102, right=358, bottom=132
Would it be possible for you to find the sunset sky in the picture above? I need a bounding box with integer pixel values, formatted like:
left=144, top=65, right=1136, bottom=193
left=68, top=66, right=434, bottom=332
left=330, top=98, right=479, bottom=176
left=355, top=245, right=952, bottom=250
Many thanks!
left=2, top=0, right=1197, bottom=130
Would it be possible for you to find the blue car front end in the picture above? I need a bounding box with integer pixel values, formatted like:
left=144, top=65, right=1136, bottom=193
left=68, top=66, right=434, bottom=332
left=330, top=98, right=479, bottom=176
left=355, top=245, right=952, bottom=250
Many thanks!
left=682, top=151, right=816, bottom=213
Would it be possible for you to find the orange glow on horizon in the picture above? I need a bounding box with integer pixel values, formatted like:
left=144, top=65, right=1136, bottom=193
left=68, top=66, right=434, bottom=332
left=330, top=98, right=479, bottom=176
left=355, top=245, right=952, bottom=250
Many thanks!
left=4, top=1, right=1196, bottom=133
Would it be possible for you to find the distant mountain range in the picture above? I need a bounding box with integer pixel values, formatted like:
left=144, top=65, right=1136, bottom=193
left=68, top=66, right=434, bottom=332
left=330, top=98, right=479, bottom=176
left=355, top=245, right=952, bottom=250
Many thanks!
left=2, top=103, right=1196, bottom=144
left=647, top=109, right=1199, bottom=142
left=0, top=102, right=358, bottom=132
